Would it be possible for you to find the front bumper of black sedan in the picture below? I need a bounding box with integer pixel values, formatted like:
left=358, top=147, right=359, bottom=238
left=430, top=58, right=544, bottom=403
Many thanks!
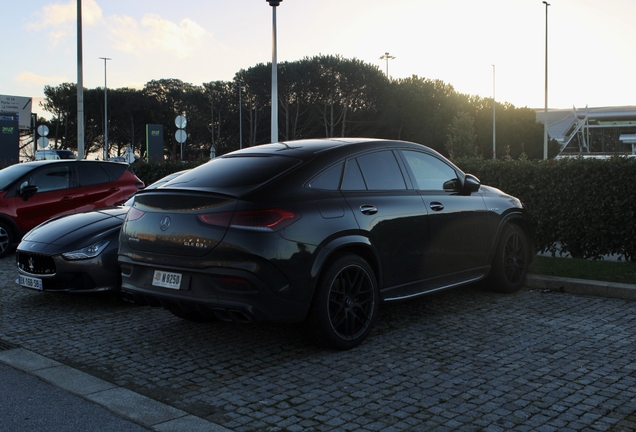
left=16, top=250, right=121, bottom=293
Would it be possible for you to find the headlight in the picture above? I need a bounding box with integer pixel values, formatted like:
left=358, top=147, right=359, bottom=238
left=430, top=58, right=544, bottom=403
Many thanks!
left=62, top=240, right=110, bottom=260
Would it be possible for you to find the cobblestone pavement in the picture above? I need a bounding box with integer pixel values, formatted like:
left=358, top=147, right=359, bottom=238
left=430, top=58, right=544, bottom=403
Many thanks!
left=1, top=253, right=636, bottom=432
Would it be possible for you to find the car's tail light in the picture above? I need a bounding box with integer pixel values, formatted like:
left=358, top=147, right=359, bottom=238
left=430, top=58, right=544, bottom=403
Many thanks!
left=198, top=209, right=299, bottom=232
left=126, top=207, right=145, bottom=221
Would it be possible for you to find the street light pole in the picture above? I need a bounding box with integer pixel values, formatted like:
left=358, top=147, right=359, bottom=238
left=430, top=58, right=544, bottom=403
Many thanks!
left=77, top=0, right=85, bottom=159
left=543, top=1, right=550, bottom=159
left=379, top=52, right=395, bottom=77
left=238, top=81, right=243, bottom=149
left=99, top=57, right=111, bottom=161
left=266, top=0, right=282, bottom=143
left=492, top=64, right=496, bottom=159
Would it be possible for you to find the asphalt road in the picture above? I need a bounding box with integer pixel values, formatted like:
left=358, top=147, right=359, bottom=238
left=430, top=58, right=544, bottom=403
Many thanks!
left=0, top=362, right=151, bottom=432
left=1, top=253, right=636, bottom=431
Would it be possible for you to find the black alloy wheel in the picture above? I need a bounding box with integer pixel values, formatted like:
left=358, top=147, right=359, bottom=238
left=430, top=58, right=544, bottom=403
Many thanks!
left=488, top=223, right=529, bottom=293
left=306, top=254, right=378, bottom=350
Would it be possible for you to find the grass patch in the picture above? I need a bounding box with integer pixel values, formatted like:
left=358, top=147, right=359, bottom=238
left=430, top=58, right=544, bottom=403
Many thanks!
left=529, top=255, right=636, bottom=285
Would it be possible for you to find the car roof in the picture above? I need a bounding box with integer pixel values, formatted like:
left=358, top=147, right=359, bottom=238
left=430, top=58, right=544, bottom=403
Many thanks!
left=21, top=159, right=128, bottom=167
left=224, top=138, right=419, bottom=160
left=230, top=138, right=378, bottom=154
left=223, top=138, right=447, bottom=165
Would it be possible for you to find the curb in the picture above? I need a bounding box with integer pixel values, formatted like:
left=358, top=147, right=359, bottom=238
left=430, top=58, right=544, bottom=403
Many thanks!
left=0, top=348, right=231, bottom=432
left=526, top=274, right=636, bottom=301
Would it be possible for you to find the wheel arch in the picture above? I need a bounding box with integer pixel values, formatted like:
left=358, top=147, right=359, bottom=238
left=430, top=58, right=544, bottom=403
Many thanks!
left=0, top=214, right=21, bottom=257
left=310, top=235, right=382, bottom=289
left=0, top=214, right=22, bottom=241
left=488, top=211, right=535, bottom=265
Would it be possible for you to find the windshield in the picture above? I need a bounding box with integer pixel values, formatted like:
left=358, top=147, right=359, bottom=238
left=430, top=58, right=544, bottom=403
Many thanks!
left=0, top=164, right=36, bottom=190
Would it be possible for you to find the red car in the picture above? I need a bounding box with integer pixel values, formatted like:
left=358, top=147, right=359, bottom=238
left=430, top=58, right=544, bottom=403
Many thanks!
left=0, top=160, right=144, bottom=258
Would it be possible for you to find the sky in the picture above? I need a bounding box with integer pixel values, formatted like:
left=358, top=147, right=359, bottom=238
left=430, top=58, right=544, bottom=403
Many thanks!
left=2, top=0, right=636, bottom=120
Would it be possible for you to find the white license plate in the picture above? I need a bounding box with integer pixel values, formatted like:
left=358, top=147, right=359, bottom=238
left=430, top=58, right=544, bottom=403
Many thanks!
left=19, top=274, right=43, bottom=290
left=152, top=270, right=182, bottom=289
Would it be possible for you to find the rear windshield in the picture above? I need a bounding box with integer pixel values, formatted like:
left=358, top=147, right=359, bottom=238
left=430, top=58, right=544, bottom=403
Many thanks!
left=165, top=155, right=300, bottom=190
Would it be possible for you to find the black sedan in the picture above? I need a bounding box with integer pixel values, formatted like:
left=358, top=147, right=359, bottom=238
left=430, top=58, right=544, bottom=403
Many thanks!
left=118, top=139, right=533, bottom=349
left=16, top=171, right=186, bottom=293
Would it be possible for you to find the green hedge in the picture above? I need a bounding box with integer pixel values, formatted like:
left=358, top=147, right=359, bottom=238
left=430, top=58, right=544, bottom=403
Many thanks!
left=455, top=157, right=636, bottom=261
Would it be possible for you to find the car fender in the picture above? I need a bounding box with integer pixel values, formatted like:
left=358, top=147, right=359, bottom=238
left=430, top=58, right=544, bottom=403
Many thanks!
left=486, top=211, right=534, bottom=265
left=310, top=234, right=382, bottom=287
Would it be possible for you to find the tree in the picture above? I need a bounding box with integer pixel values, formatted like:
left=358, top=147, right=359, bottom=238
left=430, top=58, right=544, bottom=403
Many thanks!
left=37, top=55, right=555, bottom=162
left=303, top=55, right=387, bottom=138
left=236, top=65, right=270, bottom=147
left=107, top=88, right=151, bottom=159
left=277, top=60, right=315, bottom=140
left=376, top=76, right=462, bottom=153
left=41, top=83, right=76, bottom=150
left=445, top=111, right=480, bottom=159
left=202, top=80, right=236, bottom=156
left=143, top=79, right=199, bottom=159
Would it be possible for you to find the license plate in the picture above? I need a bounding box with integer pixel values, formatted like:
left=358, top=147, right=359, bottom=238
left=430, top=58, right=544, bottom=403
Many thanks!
left=152, top=270, right=182, bottom=289
left=19, top=274, right=43, bottom=290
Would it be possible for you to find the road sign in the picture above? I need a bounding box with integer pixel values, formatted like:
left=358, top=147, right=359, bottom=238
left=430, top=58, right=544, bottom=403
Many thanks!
left=37, top=125, right=49, bottom=137
left=0, top=95, right=32, bottom=130
left=37, top=137, right=49, bottom=149
left=175, top=115, right=187, bottom=129
left=175, top=129, right=187, bottom=144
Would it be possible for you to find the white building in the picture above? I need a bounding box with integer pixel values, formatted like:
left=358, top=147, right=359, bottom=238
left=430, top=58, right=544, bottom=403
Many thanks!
left=536, top=106, right=636, bottom=156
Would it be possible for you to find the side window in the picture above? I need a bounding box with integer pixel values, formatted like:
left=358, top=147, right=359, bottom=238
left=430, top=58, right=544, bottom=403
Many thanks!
left=401, top=151, right=458, bottom=190
left=308, top=162, right=343, bottom=191
left=342, top=160, right=367, bottom=190
left=76, top=164, right=111, bottom=186
left=100, top=163, right=127, bottom=180
left=355, top=150, right=406, bottom=190
left=29, top=165, right=71, bottom=193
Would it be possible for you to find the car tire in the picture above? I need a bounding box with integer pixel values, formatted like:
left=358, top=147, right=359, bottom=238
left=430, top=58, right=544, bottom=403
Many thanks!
left=165, top=303, right=215, bottom=323
left=487, top=223, right=530, bottom=293
left=306, top=254, right=379, bottom=350
left=0, top=222, right=14, bottom=258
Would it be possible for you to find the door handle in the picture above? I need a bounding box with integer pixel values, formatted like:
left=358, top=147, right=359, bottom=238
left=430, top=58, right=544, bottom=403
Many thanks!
left=359, top=205, right=378, bottom=215
left=430, top=202, right=444, bottom=211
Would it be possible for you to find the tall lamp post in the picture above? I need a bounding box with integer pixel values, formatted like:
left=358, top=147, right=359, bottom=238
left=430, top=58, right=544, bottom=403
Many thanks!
left=379, top=52, right=395, bottom=77
left=266, top=0, right=282, bottom=143
left=492, top=64, right=496, bottom=159
left=238, top=81, right=243, bottom=149
left=543, top=1, right=550, bottom=159
left=77, top=0, right=85, bottom=159
left=99, top=57, right=111, bottom=160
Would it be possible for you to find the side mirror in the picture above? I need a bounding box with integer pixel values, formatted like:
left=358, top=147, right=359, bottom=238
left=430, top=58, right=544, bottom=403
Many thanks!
left=443, top=178, right=461, bottom=192
left=463, top=174, right=481, bottom=193
left=19, top=182, right=38, bottom=200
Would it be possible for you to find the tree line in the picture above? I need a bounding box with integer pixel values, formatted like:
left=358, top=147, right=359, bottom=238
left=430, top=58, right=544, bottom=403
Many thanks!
left=25, top=54, right=560, bottom=161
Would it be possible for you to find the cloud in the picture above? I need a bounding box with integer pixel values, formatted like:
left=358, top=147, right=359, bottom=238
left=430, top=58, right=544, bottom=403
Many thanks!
left=29, top=1, right=213, bottom=59
left=15, top=71, right=68, bottom=87
left=27, top=0, right=104, bottom=44
left=107, top=13, right=211, bottom=59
